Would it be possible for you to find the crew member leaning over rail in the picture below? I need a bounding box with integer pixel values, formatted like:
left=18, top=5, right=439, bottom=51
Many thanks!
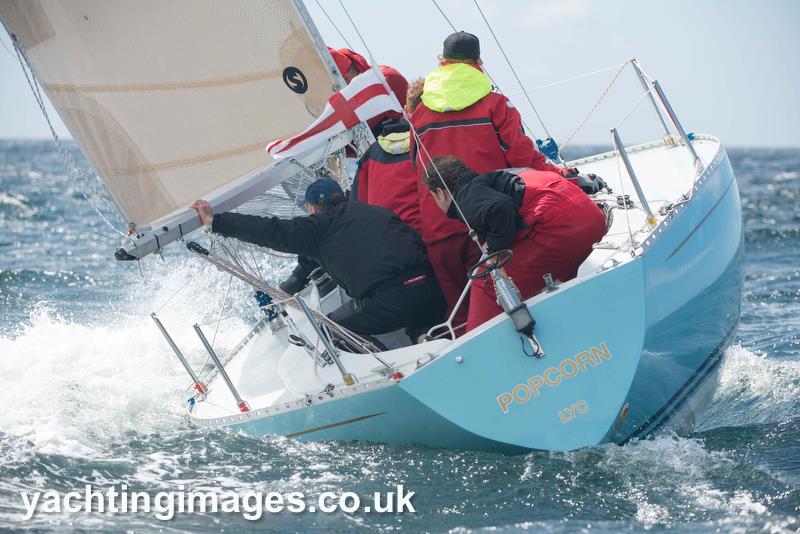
left=410, top=31, right=606, bottom=332
left=424, top=156, right=607, bottom=332
left=191, top=178, right=445, bottom=341
left=278, top=50, right=411, bottom=296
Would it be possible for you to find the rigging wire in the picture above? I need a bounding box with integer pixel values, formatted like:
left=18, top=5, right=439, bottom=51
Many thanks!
left=196, top=309, right=256, bottom=328
left=153, top=260, right=210, bottom=313
left=428, top=0, right=538, bottom=143
left=472, top=0, right=552, bottom=141
left=336, top=0, right=480, bottom=238
left=432, top=0, right=639, bottom=161
left=247, top=244, right=266, bottom=281
left=615, top=82, right=656, bottom=129
left=0, top=32, right=16, bottom=59
left=505, top=61, right=630, bottom=97
left=289, top=164, right=308, bottom=218
left=431, top=0, right=458, bottom=31
left=313, top=0, right=354, bottom=49
left=210, top=272, right=235, bottom=349
left=613, top=147, right=637, bottom=254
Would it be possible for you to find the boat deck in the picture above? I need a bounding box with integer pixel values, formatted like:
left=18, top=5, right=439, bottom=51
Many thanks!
left=190, top=137, right=721, bottom=425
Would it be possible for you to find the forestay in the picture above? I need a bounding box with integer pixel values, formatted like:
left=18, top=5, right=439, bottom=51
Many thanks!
left=0, top=0, right=340, bottom=229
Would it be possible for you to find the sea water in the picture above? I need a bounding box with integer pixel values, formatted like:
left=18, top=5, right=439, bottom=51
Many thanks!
left=0, top=141, right=797, bottom=532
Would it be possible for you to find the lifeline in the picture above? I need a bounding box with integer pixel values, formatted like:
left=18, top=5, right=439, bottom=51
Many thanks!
left=497, top=342, right=612, bottom=414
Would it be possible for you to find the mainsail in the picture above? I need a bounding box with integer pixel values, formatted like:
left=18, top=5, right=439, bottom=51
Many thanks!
left=0, top=0, right=341, bottom=229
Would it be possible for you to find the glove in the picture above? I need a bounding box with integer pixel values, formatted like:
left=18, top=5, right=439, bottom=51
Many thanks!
left=279, top=273, right=308, bottom=295
left=575, top=173, right=608, bottom=195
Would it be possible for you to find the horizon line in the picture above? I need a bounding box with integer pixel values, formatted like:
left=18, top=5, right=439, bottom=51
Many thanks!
left=1, top=136, right=798, bottom=151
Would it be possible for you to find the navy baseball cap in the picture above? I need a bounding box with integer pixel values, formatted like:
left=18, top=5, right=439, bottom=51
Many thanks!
left=443, top=32, right=480, bottom=61
left=304, top=178, right=344, bottom=206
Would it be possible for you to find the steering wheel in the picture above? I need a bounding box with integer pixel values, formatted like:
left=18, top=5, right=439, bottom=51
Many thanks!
left=468, top=249, right=513, bottom=280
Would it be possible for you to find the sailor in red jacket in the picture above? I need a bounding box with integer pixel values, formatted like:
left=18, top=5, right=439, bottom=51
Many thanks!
left=354, top=118, right=422, bottom=232
left=352, top=69, right=422, bottom=231
left=328, top=47, right=371, bottom=83
left=409, top=32, right=579, bottom=330
left=424, top=156, right=607, bottom=331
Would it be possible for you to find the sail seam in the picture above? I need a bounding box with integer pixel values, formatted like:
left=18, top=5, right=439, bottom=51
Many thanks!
left=99, top=140, right=283, bottom=177
left=44, top=70, right=283, bottom=93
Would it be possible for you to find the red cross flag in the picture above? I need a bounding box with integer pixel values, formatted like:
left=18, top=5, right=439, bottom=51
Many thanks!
left=266, top=69, right=401, bottom=159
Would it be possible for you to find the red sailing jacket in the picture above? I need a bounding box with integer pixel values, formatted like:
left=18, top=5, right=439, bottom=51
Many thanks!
left=515, top=169, right=603, bottom=240
left=410, top=63, right=567, bottom=245
left=355, top=121, right=422, bottom=232
left=448, top=168, right=603, bottom=252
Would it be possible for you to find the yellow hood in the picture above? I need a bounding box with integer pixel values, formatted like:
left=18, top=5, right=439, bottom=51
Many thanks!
left=421, top=63, right=492, bottom=112
left=377, top=131, right=410, bottom=155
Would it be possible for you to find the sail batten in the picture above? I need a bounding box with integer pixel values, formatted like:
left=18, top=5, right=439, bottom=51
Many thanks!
left=1, top=0, right=338, bottom=227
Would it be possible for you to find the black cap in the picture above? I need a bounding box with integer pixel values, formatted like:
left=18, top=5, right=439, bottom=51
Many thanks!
left=442, top=31, right=480, bottom=61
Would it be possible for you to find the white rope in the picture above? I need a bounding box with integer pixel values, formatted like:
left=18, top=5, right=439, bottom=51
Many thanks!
left=505, top=61, right=630, bottom=97
left=257, top=248, right=297, bottom=260
left=561, top=60, right=631, bottom=151
left=10, top=35, right=130, bottom=237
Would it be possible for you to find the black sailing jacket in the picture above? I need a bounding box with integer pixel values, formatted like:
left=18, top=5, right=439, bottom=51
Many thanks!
left=212, top=202, right=431, bottom=298
left=447, top=170, right=528, bottom=252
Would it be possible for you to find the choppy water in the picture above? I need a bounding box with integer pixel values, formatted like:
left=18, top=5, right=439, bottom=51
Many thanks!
left=0, top=140, right=798, bottom=532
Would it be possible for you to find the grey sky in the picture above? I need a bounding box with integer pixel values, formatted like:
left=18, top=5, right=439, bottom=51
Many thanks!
left=1, top=0, right=798, bottom=147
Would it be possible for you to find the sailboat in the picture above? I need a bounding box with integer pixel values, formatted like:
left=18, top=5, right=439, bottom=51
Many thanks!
left=1, top=0, right=743, bottom=453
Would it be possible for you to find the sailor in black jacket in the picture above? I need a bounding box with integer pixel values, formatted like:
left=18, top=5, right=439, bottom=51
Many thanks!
left=192, top=178, right=445, bottom=340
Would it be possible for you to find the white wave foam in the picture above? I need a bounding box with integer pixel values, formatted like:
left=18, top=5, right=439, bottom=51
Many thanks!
left=701, top=345, right=800, bottom=429
left=0, top=257, right=271, bottom=458
left=0, top=308, right=185, bottom=457
left=0, top=192, right=37, bottom=218
left=774, top=170, right=799, bottom=181
left=588, top=435, right=770, bottom=525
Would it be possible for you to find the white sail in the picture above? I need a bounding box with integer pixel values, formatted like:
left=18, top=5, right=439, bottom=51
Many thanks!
left=0, top=0, right=339, bottom=227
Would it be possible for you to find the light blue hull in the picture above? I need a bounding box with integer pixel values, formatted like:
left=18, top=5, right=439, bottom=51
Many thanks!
left=611, top=148, right=744, bottom=444
left=229, top=144, right=743, bottom=453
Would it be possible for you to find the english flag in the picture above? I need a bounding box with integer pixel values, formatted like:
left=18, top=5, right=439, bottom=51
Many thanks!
left=266, top=69, right=401, bottom=158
